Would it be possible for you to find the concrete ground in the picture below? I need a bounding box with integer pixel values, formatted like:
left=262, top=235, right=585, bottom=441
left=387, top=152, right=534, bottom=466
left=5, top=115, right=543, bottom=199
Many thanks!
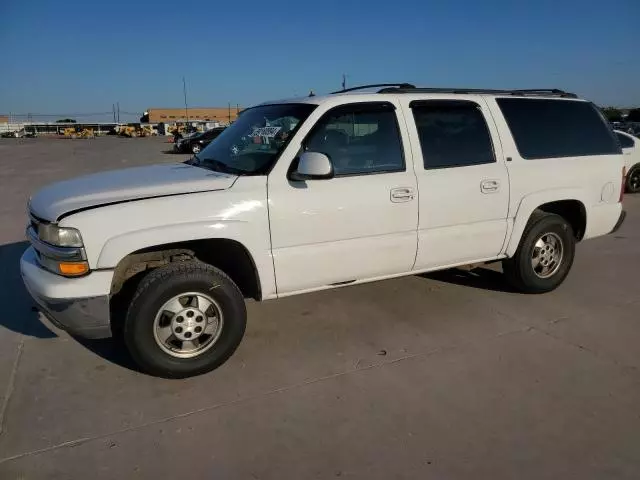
left=0, top=136, right=639, bottom=479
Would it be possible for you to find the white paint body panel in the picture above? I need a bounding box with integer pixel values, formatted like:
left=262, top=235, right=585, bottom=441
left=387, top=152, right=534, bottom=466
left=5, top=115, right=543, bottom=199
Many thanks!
left=29, top=163, right=236, bottom=221
left=615, top=130, right=640, bottom=172
left=60, top=176, right=277, bottom=298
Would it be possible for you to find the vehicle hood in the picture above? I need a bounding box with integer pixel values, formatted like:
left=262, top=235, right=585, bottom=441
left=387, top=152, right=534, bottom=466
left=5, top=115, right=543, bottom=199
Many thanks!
left=29, top=163, right=237, bottom=221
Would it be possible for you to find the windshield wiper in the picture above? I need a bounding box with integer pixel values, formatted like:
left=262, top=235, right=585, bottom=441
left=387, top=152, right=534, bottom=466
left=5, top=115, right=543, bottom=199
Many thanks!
left=204, top=158, right=250, bottom=176
left=184, top=154, right=201, bottom=166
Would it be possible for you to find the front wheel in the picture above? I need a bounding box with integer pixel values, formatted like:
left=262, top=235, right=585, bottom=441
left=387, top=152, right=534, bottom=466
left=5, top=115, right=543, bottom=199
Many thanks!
left=191, top=143, right=201, bottom=154
left=503, top=212, right=575, bottom=294
left=124, top=261, right=247, bottom=378
left=626, top=165, right=640, bottom=193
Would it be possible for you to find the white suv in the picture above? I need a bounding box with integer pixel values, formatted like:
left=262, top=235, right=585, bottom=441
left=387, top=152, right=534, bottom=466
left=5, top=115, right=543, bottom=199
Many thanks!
left=614, top=130, right=640, bottom=193
left=20, top=84, right=627, bottom=378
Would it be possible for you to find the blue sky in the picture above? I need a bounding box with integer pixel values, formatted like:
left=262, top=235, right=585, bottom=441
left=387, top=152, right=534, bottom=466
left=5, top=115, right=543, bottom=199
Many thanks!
left=0, top=0, right=638, bottom=121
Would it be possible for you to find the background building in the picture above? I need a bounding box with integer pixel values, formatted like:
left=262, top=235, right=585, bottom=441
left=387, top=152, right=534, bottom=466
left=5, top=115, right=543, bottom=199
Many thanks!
left=147, top=107, right=242, bottom=124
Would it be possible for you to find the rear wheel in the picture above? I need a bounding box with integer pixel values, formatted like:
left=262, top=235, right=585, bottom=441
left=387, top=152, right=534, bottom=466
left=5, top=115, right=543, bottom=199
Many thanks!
left=124, top=261, right=246, bottom=378
left=503, top=212, right=575, bottom=293
left=626, top=165, right=640, bottom=193
left=192, top=143, right=201, bottom=154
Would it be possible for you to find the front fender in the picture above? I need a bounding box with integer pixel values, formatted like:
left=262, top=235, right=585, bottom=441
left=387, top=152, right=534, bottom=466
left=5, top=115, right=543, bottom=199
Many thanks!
left=97, top=220, right=276, bottom=298
left=505, top=188, right=588, bottom=257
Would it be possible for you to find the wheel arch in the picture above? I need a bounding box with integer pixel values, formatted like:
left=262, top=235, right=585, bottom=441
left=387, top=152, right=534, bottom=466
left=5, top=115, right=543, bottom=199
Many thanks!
left=506, top=190, right=588, bottom=257
left=109, top=238, right=262, bottom=301
left=626, top=162, right=640, bottom=192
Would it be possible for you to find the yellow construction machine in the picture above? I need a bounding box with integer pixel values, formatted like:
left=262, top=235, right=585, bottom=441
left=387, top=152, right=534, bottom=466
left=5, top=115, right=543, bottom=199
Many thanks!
left=63, top=127, right=95, bottom=139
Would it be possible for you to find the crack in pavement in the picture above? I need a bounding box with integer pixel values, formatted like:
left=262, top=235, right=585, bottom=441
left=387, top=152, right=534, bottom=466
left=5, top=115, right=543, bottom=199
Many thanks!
left=0, top=339, right=24, bottom=437
left=530, top=325, right=640, bottom=381
left=0, top=324, right=532, bottom=464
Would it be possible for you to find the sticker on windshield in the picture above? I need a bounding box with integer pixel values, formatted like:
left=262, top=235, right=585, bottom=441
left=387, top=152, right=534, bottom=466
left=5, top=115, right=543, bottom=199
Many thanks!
left=250, top=126, right=282, bottom=138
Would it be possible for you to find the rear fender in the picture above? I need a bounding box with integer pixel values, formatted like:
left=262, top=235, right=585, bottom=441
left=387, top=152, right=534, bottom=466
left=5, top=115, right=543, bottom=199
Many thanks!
left=504, top=188, right=588, bottom=257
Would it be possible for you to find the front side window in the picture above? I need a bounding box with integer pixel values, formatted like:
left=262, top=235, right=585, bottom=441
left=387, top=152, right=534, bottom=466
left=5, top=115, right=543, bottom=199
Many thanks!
left=304, top=103, right=404, bottom=176
left=411, top=101, right=495, bottom=169
left=616, top=132, right=635, bottom=149
left=195, top=103, right=316, bottom=175
left=497, top=98, right=621, bottom=159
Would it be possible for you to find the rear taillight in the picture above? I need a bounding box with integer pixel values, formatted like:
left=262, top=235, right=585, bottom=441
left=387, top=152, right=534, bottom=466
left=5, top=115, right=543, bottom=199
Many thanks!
left=620, top=167, right=626, bottom=203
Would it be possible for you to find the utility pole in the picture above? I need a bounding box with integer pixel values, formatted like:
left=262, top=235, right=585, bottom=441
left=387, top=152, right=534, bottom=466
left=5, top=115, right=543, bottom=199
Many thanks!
left=342, top=73, right=347, bottom=91
left=112, top=104, right=116, bottom=123
left=117, top=102, right=120, bottom=123
left=182, top=76, right=189, bottom=123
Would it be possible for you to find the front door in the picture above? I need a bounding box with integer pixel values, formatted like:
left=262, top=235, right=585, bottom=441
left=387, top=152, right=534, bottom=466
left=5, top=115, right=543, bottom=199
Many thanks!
left=402, top=98, right=510, bottom=269
left=268, top=101, right=418, bottom=295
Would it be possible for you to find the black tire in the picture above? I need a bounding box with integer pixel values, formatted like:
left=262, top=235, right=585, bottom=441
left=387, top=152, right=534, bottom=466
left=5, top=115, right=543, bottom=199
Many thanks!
left=626, top=165, right=640, bottom=193
left=124, top=261, right=246, bottom=378
left=502, top=212, right=575, bottom=294
left=191, top=143, right=201, bottom=154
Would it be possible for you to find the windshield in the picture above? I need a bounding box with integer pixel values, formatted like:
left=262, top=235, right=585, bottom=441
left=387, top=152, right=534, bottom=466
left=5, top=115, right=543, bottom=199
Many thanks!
left=193, top=103, right=316, bottom=175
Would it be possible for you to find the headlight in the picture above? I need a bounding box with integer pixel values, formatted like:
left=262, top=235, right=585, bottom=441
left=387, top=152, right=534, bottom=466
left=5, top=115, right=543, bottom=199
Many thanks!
left=38, top=224, right=84, bottom=247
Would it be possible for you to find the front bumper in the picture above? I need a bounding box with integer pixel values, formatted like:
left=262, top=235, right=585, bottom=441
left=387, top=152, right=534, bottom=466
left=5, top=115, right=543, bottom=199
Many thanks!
left=20, top=247, right=113, bottom=339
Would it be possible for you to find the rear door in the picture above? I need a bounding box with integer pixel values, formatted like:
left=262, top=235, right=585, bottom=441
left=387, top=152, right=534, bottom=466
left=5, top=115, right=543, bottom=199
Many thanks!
left=401, top=98, right=510, bottom=269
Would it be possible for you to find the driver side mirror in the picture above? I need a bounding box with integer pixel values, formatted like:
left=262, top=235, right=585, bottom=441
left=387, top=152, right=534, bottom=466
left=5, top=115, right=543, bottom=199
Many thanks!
left=292, top=151, right=334, bottom=180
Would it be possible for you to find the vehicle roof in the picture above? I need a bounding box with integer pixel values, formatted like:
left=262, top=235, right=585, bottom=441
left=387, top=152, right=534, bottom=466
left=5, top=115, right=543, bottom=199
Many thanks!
left=257, top=85, right=585, bottom=109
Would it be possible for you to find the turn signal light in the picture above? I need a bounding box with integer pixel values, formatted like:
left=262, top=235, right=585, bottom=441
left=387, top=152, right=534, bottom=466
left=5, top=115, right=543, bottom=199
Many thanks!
left=58, top=261, right=89, bottom=276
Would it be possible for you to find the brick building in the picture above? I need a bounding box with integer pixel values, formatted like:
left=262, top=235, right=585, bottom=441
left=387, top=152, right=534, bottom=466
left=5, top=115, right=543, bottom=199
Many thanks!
left=147, top=107, right=241, bottom=124
left=0, top=115, right=8, bottom=123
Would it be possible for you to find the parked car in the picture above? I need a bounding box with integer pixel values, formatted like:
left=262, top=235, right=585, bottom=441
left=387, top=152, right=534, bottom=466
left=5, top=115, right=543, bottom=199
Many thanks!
left=174, top=127, right=225, bottom=154
left=21, top=84, right=626, bottom=378
left=1, top=128, right=35, bottom=138
left=615, top=130, right=640, bottom=193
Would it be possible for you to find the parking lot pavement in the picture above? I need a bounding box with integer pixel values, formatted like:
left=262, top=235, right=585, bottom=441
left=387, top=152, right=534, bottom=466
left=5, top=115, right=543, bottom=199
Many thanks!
left=1, top=137, right=639, bottom=479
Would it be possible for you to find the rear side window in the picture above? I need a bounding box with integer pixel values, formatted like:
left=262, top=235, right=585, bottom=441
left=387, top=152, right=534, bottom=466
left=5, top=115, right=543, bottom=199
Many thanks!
left=496, top=98, right=621, bottom=159
left=616, top=132, right=635, bottom=149
left=411, top=101, right=495, bottom=169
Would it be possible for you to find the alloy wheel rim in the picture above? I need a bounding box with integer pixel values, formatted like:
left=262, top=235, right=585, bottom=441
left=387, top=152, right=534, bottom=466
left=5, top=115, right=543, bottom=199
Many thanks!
left=153, top=292, right=224, bottom=358
left=531, top=232, right=564, bottom=279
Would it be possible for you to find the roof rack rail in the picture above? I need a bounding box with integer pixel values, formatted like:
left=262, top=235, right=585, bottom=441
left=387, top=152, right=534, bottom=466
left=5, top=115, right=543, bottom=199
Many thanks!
left=330, top=83, right=416, bottom=94
left=377, top=86, right=577, bottom=98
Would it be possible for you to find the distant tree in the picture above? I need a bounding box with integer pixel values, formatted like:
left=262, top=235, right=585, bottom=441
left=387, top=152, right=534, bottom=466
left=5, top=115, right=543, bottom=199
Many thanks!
left=627, top=108, right=640, bottom=122
left=56, top=118, right=76, bottom=123
left=600, top=107, right=623, bottom=122
left=140, top=113, right=149, bottom=123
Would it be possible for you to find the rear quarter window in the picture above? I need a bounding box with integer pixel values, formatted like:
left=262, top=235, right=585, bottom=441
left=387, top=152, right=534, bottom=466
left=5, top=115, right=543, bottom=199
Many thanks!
left=496, top=98, right=621, bottom=159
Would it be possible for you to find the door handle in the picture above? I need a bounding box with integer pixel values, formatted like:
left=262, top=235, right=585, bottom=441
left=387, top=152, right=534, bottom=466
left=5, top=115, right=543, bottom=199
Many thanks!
left=390, top=187, right=415, bottom=202
left=480, top=179, right=500, bottom=193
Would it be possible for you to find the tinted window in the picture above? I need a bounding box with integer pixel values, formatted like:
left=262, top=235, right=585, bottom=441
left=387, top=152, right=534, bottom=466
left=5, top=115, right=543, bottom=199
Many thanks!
left=304, top=103, right=404, bottom=176
left=197, top=103, right=316, bottom=175
left=616, top=132, right=635, bottom=149
left=411, top=101, right=495, bottom=169
left=497, top=98, right=620, bottom=159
